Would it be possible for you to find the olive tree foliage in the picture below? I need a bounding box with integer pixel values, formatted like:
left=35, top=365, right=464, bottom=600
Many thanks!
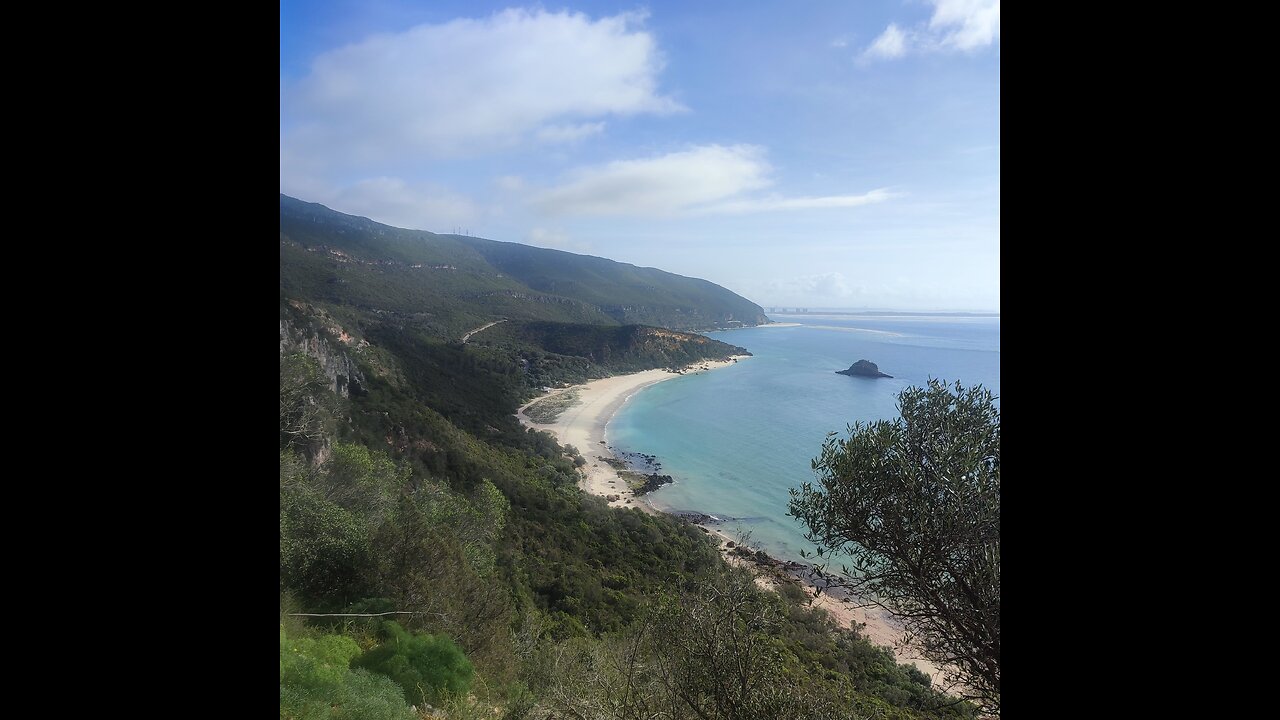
left=788, top=379, right=1000, bottom=715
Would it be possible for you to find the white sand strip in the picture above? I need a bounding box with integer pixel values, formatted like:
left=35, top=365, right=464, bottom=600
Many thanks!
left=517, top=356, right=747, bottom=510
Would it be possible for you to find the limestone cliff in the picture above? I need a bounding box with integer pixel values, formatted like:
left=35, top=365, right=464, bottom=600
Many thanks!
left=279, top=310, right=366, bottom=398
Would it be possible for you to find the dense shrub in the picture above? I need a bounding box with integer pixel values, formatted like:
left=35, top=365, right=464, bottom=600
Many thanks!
left=353, top=621, right=474, bottom=706
left=279, top=625, right=414, bottom=720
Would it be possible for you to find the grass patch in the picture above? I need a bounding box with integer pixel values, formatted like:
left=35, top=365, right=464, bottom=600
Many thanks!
left=524, top=390, right=580, bottom=423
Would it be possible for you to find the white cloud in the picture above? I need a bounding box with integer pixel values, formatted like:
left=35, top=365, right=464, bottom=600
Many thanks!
left=930, top=0, right=1001, bottom=50
left=532, top=145, right=893, bottom=217
left=767, top=272, right=858, bottom=301
left=860, top=1, right=999, bottom=61
left=535, top=122, right=606, bottom=144
left=527, top=227, right=593, bottom=253
left=698, top=189, right=896, bottom=215
left=533, top=145, right=771, bottom=217
left=495, top=175, right=525, bottom=192
left=281, top=8, right=681, bottom=167
left=863, top=24, right=907, bottom=60
left=311, top=177, right=480, bottom=232
left=761, top=272, right=999, bottom=310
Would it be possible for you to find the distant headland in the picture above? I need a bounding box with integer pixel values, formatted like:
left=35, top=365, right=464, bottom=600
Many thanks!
left=836, top=360, right=893, bottom=378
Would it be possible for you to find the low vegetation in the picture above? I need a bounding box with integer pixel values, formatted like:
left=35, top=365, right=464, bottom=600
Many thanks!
left=522, top=390, right=580, bottom=423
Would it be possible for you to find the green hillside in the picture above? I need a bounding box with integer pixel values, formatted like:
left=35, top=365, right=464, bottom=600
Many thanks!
left=280, top=194, right=768, bottom=335
left=453, top=233, right=768, bottom=329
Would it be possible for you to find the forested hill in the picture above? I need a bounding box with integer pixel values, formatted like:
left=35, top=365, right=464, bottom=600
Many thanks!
left=280, top=194, right=768, bottom=334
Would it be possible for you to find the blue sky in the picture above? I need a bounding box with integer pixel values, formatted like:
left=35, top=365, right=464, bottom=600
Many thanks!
left=281, top=1, right=999, bottom=311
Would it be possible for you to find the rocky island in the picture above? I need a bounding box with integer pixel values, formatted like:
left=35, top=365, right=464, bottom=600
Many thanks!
left=836, top=359, right=893, bottom=378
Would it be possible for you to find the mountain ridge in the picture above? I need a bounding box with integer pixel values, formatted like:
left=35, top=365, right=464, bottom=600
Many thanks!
left=280, top=194, right=768, bottom=334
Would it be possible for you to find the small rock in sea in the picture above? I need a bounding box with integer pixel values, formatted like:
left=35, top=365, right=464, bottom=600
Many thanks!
left=726, top=541, right=736, bottom=548
left=835, top=359, right=893, bottom=378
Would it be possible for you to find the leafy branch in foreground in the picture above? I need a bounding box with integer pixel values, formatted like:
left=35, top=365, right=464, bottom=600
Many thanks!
left=788, top=379, right=1000, bottom=715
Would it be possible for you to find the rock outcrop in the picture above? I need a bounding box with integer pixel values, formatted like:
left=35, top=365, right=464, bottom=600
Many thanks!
left=280, top=317, right=366, bottom=398
left=836, top=359, right=893, bottom=378
left=632, top=473, right=675, bottom=496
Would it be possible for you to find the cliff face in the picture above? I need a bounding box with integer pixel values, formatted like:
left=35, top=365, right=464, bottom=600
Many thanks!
left=279, top=316, right=366, bottom=398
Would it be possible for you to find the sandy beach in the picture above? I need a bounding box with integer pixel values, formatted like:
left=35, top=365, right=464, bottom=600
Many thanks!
left=515, top=356, right=958, bottom=695
left=517, top=357, right=747, bottom=510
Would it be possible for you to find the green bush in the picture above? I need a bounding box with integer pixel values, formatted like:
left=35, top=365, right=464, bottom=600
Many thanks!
left=279, top=484, right=371, bottom=603
left=353, top=621, right=474, bottom=706
left=279, top=625, right=414, bottom=720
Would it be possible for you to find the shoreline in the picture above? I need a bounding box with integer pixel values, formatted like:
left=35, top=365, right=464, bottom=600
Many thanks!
left=703, top=525, right=949, bottom=686
left=515, top=357, right=956, bottom=693
left=712, top=321, right=802, bottom=330
left=517, top=356, right=748, bottom=511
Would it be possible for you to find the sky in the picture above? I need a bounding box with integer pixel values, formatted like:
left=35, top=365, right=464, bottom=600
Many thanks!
left=281, top=1, right=999, bottom=312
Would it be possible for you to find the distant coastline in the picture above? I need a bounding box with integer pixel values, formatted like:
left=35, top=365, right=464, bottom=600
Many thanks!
left=769, top=310, right=999, bottom=318
left=715, top=321, right=802, bottom=331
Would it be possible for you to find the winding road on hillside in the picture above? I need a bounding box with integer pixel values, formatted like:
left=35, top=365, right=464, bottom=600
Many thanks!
left=461, top=319, right=507, bottom=343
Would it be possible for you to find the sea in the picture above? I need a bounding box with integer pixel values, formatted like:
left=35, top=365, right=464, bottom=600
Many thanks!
left=607, top=312, right=1000, bottom=566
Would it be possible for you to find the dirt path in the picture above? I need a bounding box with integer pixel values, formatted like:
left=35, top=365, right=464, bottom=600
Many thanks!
left=461, top=319, right=507, bottom=343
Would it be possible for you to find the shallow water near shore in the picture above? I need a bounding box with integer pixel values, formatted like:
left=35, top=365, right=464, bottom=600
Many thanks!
left=609, top=313, right=1000, bottom=567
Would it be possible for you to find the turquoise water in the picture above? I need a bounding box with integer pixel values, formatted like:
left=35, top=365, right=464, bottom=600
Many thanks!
left=607, top=313, right=1000, bottom=564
